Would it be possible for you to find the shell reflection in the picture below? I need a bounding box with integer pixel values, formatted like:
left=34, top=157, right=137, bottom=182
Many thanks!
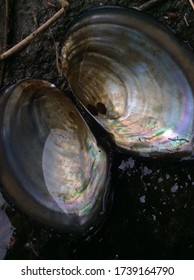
left=0, top=80, right=111, bottom=234
left=62, top=6, right=194, bottom=159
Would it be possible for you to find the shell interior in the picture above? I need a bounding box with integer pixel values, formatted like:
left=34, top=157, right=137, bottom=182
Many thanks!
left=0, top=80, right=111, bottom=233
left=62, top=6, right=194, bottom=159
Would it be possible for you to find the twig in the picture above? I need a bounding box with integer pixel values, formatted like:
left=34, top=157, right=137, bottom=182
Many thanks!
left=0, top=0, right=9, bottom=85
left=188, top=0, right=194, bottom=10
left=4, top=0, right=9, bottom=43
left=57, top=0, right=68, bottom=7
left=0, top=3, right=68, bottom=61
left=48, top=28, right=62, bottom=76
left=139, top=0, right=165, bottom=11
left=184, top=15, right=190, bottom=27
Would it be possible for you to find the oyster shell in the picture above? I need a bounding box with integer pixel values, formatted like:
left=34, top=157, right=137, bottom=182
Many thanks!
left=0, top=80, right=111, bottom=234
left=62, top=6, right=194, bottom=159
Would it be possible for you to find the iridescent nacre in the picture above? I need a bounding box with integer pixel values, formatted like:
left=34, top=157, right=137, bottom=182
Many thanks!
left=62, top=6, right=194, bottom=159
left=0, top=80, right=111, bottom=234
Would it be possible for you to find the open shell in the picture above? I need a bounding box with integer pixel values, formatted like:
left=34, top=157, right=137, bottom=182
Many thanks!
left=62, top=6, right=194, bottom=159
left=0, top=80, right=111, bottom=234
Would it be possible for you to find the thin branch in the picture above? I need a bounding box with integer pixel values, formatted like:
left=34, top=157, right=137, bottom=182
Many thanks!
left=139, top=0, right=165, bottom=11
left=0, top=3, right=68, bottom=61
left=0, top=0, right=9, bottom=85
left=48, top=28, right=62, bottom=76
left=184, top=15, right=190, bottom=27
left=188, top=0, right=194, bottom=10
left=4, top=0, right=9, bottom=43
